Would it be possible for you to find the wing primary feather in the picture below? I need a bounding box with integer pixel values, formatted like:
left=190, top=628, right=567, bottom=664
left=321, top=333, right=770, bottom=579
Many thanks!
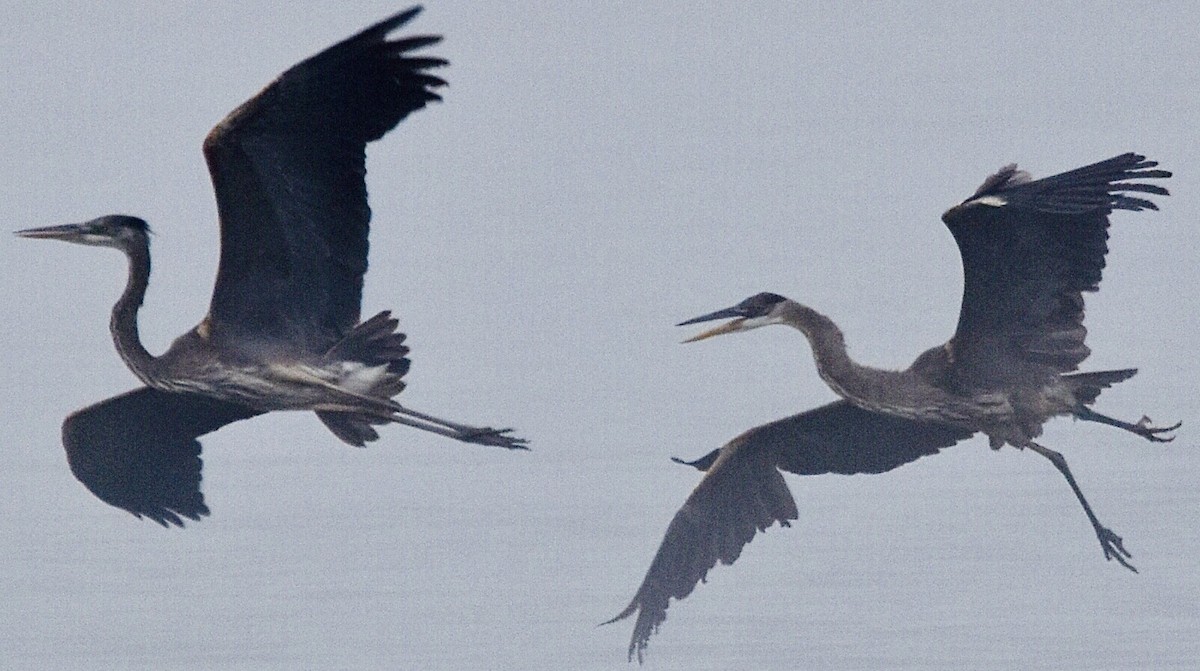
left=606, top=402, right=968, bottom=662
left=204, top=6, right=448, bottom=351
left=943, top=153, right=1168, bottom=386
left=950, top=153, right=1171, bottom=217
left=671, top=448, right=721, bottom=471
left=385, top=34, right=444, bottom=52
left=61, top=387, right=259, bottom=525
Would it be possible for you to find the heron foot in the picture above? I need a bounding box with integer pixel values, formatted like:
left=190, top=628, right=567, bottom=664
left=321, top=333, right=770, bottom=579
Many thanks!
left=456, top=426, right=530, bottom=450
left=1026, top=441, right=1139, bottom=573
left=1094, top=523, right=1137, bottom=573
left=1074, top=407, right=1180, bottom=442
left=1132, top=416, right=1181, bottom=443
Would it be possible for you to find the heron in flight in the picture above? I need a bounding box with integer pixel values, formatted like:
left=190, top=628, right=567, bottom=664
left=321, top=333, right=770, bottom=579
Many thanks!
left=607, top=153, right=1176, bottom=662
left=16, top=7, right=526, bottom=527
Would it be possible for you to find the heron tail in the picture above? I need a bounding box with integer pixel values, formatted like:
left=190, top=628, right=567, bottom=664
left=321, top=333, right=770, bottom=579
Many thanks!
left=317, top=311, right=412, bottom=446
left=316, top=410, right=390, bottom=447
left=1064, top=368, right=1138, bottom=406
left=324, top=311, right=411, bottom=382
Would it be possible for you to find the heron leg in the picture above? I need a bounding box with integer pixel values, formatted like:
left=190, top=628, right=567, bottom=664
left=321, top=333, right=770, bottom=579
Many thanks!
left=293, top=368, right=528, bottom=449
left=1073, top=407, right=1180, bottom=442
left=1025, top=441, right=1136, bottom=573
left=387, top=404, right=529, bottom=450
left=384, top=411, right=529, bottom=450
left=390, top=404, right=527, bottom=447
left=390, top=403, right=490, bottom=432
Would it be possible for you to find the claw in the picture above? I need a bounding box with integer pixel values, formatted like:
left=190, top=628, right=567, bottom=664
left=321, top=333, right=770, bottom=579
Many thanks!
left=457, top=426, right=530, bottom=450
left=1096, top=525, right=1137, bottom=573
left=1134, top=416, right=1181, bottom=443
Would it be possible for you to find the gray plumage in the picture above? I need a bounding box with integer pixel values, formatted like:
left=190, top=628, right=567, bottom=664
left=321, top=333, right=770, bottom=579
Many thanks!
left=607, top=153, right=1177, bottom=663
left=16, top=7, right=526, bottom=527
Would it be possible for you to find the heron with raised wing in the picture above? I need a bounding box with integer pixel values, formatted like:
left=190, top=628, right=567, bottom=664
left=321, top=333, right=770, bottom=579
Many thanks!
left=607, top=153, right=1177, bottom=662
left=16, top=7, right=526, bottom=528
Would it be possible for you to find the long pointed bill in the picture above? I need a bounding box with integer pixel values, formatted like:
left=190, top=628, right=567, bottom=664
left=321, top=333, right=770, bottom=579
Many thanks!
left=678, top=305, right=749, bottom=343
left=14, top=223, right=90, bottom=241
left=676, top=305, right=745, bottom=327
left=680, top=317, right=749, bottom=343
left=677, top=293, right=786, bottom=343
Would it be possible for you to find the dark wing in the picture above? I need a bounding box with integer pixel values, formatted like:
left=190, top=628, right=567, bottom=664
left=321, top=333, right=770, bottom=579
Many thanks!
left=605, top=436, right=796, bottom=664
left=941, top=153, right=1169, bottom=390
left=759, top=400, right=974, bottom=476
left=202, top=7, right=446, bottom=351
left=61, top=387, right=260, bottom=527
left=606, top=401, right=970, bottom=663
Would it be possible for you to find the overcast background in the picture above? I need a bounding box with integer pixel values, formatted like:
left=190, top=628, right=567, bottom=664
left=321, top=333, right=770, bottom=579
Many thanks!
left=2, top=2, right=1198, bottom=669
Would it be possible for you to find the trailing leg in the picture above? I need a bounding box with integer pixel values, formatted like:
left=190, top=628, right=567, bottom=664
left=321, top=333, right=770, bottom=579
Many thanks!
left=390, top=404, right=529, bottom=450
left=1073, top=406, right=1179, bottom=443
left=317, top=407, right=528, bottom=449
left=1025, top=441, right=1136, bottom=573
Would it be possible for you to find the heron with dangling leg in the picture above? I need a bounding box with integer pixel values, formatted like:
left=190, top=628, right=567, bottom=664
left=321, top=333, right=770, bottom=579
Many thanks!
left=16, top=7, right=526, bottom=528
left=606, top=153, right=1177, bottom=663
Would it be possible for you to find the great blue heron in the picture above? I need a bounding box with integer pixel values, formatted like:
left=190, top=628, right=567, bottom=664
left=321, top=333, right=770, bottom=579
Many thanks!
left=606, top=153, right=1177, bottom=662
left=15, top=7, right=526, bottom=527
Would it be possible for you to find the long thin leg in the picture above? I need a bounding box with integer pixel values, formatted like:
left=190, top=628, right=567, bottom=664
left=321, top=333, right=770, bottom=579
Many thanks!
left=281, top=367, right=528, bottom=449
left=388, top=403, right=528, bottom=450
left=1025, top=441, right=1136, bottom=572
left=1074, top=407, right=1180, bottom=442
left=387, top=411, right=529, bottom=450
left=391, top=403, right=503, bottom=434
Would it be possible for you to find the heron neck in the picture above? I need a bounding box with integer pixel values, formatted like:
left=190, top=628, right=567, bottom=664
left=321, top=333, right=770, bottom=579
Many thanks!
left=110, top=239, right=158, bottom=383
left=780, top=301, right=869, bottom=400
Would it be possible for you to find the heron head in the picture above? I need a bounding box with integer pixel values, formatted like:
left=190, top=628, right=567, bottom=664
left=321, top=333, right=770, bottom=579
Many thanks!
left=678, top=292, right=789, bottom=343
left=15, top=215, right=149, bottom=250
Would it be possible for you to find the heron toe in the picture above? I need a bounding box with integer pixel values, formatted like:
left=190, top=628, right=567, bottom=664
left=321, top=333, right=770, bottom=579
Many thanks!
left=1134, top=416, right=1181, bottom=442
left=458, top=426, right=529, bottom=450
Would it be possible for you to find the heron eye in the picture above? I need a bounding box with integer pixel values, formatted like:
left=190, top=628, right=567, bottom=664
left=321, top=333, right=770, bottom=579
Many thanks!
left=737, top=299, right=761, bottom=313
left=742, top=292, right=785, bottom=315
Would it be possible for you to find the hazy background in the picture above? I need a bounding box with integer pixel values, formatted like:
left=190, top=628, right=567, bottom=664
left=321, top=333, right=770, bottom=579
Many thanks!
left=2, top=2, right=1198, bottom=669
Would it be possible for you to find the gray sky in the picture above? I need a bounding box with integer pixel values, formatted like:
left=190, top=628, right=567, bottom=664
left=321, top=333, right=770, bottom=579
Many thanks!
left=2, top=2, right=1198, bottom=669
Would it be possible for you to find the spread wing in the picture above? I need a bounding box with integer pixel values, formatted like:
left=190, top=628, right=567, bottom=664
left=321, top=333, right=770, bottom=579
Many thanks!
left=606, top=401, right=971, bottom=663
left=61, top=387, right=260, bottom=526
left=202, top=7, right=446, bottom=352
left=940, top=153, right=1169, bottom=391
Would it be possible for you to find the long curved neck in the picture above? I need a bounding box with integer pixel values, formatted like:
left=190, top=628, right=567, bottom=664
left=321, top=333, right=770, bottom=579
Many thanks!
left=778, top=300, right=871, bottom=400
left=110, top=239, right=158, bottom=383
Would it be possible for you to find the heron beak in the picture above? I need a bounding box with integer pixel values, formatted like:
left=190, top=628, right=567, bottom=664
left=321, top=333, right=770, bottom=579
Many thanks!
left=681, top=317, right=749, bottom=343
left=678, top=305, right=751, bottom=343
left=14, top=223, right=90, bottom=241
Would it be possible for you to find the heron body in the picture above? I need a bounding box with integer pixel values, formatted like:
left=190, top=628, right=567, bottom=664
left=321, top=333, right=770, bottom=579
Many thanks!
left=17, top=7, right=525, bottom=527
left=68, top=217, right=394, bottom=413
left=711, top=297, right=1141, bottom=447
left=766, top=299, right=1111, bottom=445
left=608, top=153, right=1176, bottom=662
